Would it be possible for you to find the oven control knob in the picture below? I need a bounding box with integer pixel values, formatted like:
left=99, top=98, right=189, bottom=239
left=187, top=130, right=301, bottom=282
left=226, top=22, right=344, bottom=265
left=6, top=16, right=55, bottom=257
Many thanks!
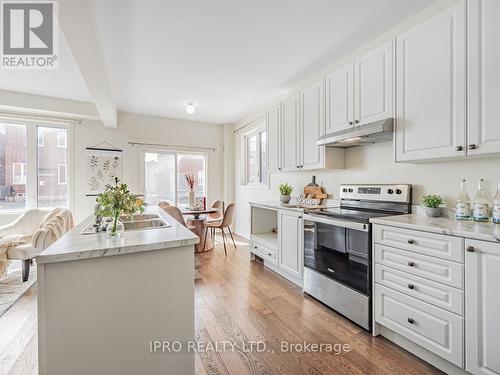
left=387, top=189, right=394, bottom=194
left=396, top=189, right=402, bottom=194
left=348, top=188, right=353, bottom=193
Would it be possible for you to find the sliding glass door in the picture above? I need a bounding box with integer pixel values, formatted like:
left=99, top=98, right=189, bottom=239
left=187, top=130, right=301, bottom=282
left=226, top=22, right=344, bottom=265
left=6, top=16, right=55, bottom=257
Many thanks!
left=144, top=151, right=206, bottom=208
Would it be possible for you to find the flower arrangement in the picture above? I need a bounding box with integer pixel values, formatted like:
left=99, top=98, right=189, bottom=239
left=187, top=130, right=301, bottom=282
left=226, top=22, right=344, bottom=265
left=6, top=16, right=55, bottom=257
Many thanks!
left=185, top=173, right=195, bottom=190
left=96, top=177, right=147, bottom=236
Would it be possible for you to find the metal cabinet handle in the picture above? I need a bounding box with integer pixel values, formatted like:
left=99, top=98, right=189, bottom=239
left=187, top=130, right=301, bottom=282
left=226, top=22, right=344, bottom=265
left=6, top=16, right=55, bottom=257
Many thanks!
left=407, top=239, right=415, bottom=244
left=408, top=318, right=415, bottom=324
left=408, top=261, right=415, bottom=267
left=355, top=120, right=359, bottom=124
left=466, top=246, right=475, bottom=252
left=408, top=284, right=415, bottom=290
left=348, top=121, right=353, bottom=126
left=267, top=253, right=272, bottom=257
left=456, top=146, right=463, bottom=151
left=469, top=144, right=476, bottom=150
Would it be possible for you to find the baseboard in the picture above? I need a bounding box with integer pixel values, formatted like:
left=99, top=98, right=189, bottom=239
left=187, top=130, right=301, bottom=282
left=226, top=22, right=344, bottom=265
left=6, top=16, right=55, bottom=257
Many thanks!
left=379, top=326, right=467, bottom=375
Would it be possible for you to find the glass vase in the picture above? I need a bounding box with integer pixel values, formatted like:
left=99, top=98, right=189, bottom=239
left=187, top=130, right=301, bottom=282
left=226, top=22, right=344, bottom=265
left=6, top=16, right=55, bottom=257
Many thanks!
left=107, top=218, right=124, bottom=237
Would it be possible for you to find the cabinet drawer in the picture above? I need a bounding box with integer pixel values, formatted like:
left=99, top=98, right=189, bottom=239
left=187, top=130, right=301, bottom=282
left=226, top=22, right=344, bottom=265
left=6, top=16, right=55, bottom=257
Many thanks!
left=375, top=244, right=464, bottom=289
left=374, top=225, right=464, bottom=262
left=375, top=284, right=463, bottom=367
left=375, top=264, right=463, bottom=315
left=250, top=239, right=277, bottom=264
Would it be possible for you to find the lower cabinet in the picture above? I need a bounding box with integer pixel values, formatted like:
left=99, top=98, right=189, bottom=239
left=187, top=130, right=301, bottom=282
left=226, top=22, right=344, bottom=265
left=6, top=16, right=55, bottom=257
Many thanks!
left=278, top=210, right=303, bottom=281
left=465, top=239, right=500, bottom=375
left=249, top=206, right=303, bottom=286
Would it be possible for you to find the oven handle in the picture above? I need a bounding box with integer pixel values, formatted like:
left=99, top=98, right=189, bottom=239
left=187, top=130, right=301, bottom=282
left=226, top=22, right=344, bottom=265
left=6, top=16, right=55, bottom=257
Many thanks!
left=303, top=214, right=370, bottom=232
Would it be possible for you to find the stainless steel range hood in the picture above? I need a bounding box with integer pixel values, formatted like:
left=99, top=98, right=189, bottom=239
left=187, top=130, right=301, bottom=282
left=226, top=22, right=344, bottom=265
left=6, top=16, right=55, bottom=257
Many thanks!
left=316, top=118, right=394, bottom=148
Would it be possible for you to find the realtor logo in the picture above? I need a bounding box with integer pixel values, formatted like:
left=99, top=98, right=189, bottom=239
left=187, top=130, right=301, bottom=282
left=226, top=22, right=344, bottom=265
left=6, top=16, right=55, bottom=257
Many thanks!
left=1, top=1, right=58, bottom=69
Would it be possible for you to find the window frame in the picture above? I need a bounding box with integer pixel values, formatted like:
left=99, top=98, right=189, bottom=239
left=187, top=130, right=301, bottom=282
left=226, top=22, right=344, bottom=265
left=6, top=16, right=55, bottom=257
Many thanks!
left=243, top=125, right=268, bottom=186
left=12, top=163, right=27, bottom=185
left=0, top=116, right=73, bottom=214
left=57, top=132, right=67, bottom=148
left=141, top=148, right=208, bottom=207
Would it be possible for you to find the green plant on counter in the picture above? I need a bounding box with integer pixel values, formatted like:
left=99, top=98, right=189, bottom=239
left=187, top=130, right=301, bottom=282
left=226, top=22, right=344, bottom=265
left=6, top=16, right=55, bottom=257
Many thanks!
left=96, top=177, right=147, bottom=235
left=422, top=194, right=444, bottom=208
left=279, top=183, right=293, bottom=196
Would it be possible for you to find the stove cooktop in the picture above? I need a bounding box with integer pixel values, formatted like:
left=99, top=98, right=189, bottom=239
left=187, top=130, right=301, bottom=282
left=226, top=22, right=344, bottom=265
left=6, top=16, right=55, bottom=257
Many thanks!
left=304, top=207, right=403, bottom=224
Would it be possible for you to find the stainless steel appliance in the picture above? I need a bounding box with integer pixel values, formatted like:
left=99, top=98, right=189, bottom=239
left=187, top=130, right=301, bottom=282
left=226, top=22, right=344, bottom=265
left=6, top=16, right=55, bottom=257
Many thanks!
left=316, top=118, right=393, bottom=148
left=303, top=184, right=412, bottom=330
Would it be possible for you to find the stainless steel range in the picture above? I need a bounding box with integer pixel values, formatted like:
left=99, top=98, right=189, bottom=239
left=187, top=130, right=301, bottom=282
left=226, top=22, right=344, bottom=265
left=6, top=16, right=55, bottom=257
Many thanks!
left=303, top=184, right=412, bottom=330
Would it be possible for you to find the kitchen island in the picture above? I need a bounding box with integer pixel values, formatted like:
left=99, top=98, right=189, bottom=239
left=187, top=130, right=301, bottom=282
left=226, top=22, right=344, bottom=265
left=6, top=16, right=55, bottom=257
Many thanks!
left=36, top=206, right=199, bottom=375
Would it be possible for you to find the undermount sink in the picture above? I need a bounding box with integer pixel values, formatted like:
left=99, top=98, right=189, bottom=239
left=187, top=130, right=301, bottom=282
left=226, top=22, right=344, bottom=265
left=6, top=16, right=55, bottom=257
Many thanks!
left=81, top=213, right=170, bottom=235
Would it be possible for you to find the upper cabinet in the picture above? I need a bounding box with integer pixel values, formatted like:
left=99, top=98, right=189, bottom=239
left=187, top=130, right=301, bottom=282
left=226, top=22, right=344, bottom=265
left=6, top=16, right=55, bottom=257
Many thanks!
left=325, top=41, right=394, bottom=135
left=395, top=1, right=467, bottom=162
left=281, top=94, right=300, bottom=172
left=354, top=40, right=394, bottom=126
left=325, top=62, right=354, bottom=134
left=266, top=104, right=281, bottom=173
left=467, top=0, right=500, bottom=156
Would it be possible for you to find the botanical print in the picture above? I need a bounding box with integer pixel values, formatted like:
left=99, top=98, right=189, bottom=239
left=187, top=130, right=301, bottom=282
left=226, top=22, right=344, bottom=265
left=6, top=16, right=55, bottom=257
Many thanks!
left=86, top=149, right=123, bottom=195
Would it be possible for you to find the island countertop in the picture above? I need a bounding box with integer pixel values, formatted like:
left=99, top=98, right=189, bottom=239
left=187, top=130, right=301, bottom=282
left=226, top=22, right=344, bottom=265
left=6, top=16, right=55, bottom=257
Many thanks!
left=37, top=206, right=199, bottom=264
left=370, top=214, right=500, bottom=243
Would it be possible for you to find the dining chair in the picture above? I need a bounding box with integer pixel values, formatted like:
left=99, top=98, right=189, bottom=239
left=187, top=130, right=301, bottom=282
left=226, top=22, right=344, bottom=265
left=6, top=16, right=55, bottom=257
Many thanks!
left=202, top=203, right=236, bottom=255
left=160, top=205, right=195, bottom=230
left=206, top=200, right=224, bottom=239
left=159, top=201, right=171, bottom=210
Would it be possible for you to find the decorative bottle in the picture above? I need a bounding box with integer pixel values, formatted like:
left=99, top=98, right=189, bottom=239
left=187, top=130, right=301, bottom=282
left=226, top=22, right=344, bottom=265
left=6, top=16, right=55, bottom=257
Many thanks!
left=455, top=179, right=471, bottom=221
left=473, top=179, right=490, bottom=222
left=493, top=180, right=500, bottom=224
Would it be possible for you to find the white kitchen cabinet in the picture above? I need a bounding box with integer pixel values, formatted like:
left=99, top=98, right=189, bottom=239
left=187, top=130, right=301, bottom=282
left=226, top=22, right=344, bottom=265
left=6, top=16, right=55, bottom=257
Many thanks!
left=354, top=40, right=394, bottom=126
left=278, top=210, right=303, bottom=280
left=299, top=79, right=324, bottom=170
left=467, top=0, right=500, bottom=157
left=266, top=104, right=281, bottom=172
left=280, top=94, right=300, bottom=172
left=395, top=1, right=467, bottom=162
left=325, top=62, right=354, bottom=134
left=465, top=239, right=500, bottom=375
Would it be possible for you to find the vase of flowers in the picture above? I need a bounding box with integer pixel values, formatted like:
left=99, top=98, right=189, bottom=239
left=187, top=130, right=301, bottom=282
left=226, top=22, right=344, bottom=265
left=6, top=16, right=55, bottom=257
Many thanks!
left=96, top=177, right=147, bottom=237
left=185, top=173, right=196, bottom=208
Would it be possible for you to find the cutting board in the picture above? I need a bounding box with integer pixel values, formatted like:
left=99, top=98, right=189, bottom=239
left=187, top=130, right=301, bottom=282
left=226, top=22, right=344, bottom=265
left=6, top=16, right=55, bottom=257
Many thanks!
left=303, top=186, right=327, bottom=200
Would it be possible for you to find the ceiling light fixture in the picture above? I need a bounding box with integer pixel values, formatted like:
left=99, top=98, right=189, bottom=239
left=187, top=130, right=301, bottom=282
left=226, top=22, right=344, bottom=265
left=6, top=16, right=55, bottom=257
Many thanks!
left=186, top=103, right=195, bottom=114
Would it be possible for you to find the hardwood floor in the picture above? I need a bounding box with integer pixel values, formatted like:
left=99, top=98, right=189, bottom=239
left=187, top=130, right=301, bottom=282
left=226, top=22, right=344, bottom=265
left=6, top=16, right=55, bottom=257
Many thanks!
left=0, top=236, right=443, bottom=374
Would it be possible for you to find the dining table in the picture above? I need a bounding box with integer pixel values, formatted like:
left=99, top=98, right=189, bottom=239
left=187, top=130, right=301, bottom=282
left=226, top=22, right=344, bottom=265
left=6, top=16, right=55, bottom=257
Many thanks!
left=181, top=208, right=219, bottom=252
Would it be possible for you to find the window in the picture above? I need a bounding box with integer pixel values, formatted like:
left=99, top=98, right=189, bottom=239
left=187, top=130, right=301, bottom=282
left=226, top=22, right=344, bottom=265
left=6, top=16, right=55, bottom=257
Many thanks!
left=58, top=164, right=67, bottom=185
left=245, top=127, right=267, bottom=185
left=12, top=163, right=26, bottom=184
left=144, top=151, right=206, bottom=208
left=0, top=120, right=70, bottom=212
left=57, top=132, right=67, bottom=148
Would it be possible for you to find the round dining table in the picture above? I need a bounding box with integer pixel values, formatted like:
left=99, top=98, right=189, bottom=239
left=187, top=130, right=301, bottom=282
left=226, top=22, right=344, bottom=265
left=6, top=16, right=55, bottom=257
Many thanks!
left=181, top=208, right=219, bottom=253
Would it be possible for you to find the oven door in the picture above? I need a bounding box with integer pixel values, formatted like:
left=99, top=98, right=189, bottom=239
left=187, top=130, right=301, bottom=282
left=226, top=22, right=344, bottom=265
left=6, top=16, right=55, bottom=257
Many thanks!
left=303, top=214, right=371, bottom=296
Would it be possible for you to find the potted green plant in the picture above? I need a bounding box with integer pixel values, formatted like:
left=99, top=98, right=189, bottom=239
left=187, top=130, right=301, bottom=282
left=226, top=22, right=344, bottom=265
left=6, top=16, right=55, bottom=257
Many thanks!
left=279, top=183, right=293, bottom=204
left=422, top=194, right=444, bottom=218
left=96, top=178, right=147, bottom=237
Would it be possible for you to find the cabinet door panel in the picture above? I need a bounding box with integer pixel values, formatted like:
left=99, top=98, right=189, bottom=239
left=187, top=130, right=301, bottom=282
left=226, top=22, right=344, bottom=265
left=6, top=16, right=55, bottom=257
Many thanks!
left=278, top=212, right=303, bottom=280
left=396, top=1, right=466, bottom=162
left=465, top=239, right=500, bottom=375
left=300, top=79, right=324, bottom=170
left=354, top=40, right=394, bottom=125
left=281, top=95, right=299, bottom=172
left=468, top=0, right=500, bottom=156
left=266, top=104, right=281, bottom=173
left=325, top=63, right=354, bottom=134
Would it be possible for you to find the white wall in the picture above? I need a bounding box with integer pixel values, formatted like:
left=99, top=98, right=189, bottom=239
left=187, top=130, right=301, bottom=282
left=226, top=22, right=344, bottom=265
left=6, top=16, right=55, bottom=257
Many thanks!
left=72, top=112, right=225, bottom=222
left=232, top=0, right=500, bottom=238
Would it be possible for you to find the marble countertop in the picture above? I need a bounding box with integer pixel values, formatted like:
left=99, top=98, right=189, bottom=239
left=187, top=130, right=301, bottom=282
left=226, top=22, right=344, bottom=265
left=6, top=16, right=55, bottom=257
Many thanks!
left=370, top=214, right=500, bottom=243
left=37, top=206, right=199, bottom=264
left=249, top=201, right=339, bottom=212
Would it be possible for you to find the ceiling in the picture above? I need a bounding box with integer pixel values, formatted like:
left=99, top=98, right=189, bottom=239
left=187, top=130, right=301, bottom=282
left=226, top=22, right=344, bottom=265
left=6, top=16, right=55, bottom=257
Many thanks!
left=1, top=0, right=439, bottom=124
